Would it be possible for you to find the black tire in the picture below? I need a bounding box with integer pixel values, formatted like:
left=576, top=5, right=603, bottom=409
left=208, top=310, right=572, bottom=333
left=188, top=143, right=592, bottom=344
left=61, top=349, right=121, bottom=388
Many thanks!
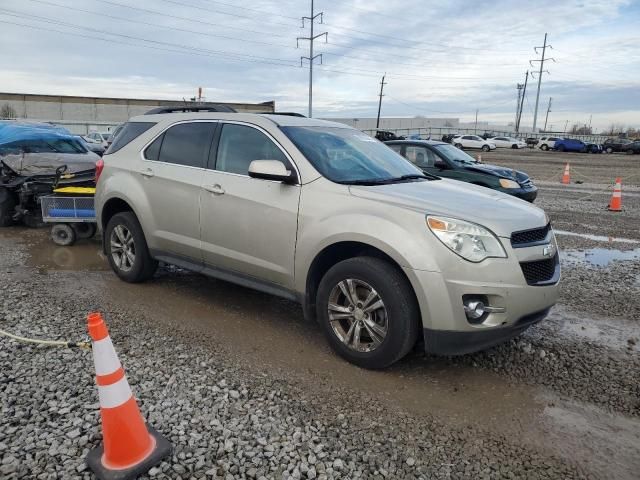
left=0, top=187, right=15, bottom=227
left=454, top=143, right=463, bottom=149
left=540, top=144, right=549, bottom=151
left=316, top=256, right=420, bottom=369
left=511, top=144, right=518, bottom=149
left=72, top=223, right=97, bottom=239
left=557, top=145, right=566, bottom=152
left=626, top=149, right=634, bottom=155
left=605, top=147, right=613, bottom=154
left=105, top=212, right=157, bottom=282
left=51, top=224, right=76, bottom=246
left=481, top=145, right=490, bottom=152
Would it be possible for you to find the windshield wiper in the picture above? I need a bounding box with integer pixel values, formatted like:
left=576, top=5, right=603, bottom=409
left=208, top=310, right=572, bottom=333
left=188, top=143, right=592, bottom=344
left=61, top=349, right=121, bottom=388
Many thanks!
left=343, top=174, right=432, bottom=186
left=386, top=174, right=432, bottom=183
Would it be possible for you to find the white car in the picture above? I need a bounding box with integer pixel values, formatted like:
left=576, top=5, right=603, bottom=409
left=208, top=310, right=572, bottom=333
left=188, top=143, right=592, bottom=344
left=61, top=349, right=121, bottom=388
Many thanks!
left=453, top=135, right=496, bottom=152
left=87, top=131, right=112, bottom=149
left=489, top=137, right=527, bottom=149
left=536, top=136, right=561, bottom=151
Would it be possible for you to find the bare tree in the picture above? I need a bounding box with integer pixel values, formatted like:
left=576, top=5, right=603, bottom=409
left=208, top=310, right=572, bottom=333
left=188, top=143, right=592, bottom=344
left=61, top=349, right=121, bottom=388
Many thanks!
left=0, top=104, right=17, bottom=119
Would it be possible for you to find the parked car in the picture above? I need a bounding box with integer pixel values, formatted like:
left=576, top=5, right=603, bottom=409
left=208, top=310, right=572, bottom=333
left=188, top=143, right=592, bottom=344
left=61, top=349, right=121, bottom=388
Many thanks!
left=603, top=138, right=640, bottom=154
left=536, top=136, right=561, bottom=151
left=386, top=140, right=537, bottom=202
left=441, top=133, right=457, bottom=143
left=78, top=136, right=105, bottom=156
left=0, top=122, right=98, bottom=227
left=86, top=131, right=112, bottom=149
left=96, top=108, right=559, bottom=369
left=452, top=135, right=496, bottom=152
left=374, top=130, right=405, bottom=141
left=488, top=136, right=528, bottom=149
left=553, top=138, right=601, bottom=153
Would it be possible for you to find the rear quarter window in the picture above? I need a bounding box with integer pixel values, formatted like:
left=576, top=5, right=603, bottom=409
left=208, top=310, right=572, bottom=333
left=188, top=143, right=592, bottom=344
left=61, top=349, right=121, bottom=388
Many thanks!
left=105, top=122, right=156, bottom=154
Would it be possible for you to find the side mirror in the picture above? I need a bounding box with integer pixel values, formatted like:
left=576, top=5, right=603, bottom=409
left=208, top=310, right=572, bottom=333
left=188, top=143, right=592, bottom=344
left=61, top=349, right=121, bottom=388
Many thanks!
left=248, top=160, right=295, bottom=183
left=434, top=160, right=449, bottom=170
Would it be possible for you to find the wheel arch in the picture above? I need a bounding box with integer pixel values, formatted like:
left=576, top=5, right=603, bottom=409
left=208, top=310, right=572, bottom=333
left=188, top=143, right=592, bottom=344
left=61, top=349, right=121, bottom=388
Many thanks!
left=302, top=241, right=422, bottom=328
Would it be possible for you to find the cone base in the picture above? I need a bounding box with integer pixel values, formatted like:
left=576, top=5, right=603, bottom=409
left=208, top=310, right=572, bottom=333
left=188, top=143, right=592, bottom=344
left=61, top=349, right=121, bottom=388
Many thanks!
left=86, top=425, right=172, bottom=480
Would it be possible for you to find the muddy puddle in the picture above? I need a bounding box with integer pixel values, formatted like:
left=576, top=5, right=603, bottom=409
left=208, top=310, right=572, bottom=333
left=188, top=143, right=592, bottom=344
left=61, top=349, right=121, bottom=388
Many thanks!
left=1, top=226, right=108, bottom=272
left=561, top=247, right=640, bottom=267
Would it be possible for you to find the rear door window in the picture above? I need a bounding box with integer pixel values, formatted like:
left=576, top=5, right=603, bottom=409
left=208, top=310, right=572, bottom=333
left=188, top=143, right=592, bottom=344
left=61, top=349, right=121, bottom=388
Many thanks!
left=106, top=122, right=156, bottom=154
left=154, top=122, right=216, bottom=168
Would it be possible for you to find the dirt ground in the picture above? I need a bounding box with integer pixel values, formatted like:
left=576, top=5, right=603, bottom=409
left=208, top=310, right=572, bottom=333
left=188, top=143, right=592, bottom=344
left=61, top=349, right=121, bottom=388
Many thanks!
left=1, top=149, right=639, bottom=479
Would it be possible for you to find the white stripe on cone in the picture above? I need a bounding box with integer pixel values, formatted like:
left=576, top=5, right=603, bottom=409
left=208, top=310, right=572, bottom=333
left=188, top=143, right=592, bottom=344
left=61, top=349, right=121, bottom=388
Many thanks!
left=92, top=336, right=122, bottom=376
left=98, top=376, right=133, bottom=409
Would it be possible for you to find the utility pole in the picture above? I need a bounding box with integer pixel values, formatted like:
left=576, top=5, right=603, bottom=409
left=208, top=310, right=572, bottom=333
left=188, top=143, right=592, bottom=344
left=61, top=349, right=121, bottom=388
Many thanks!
left=515, top=83, right=523, bottom=128
left=516, top=71, right=528, bottom=133
left=297, top=0, right=327, bottom=118
left=474, top=109, right=478, bottom=134
left=530, top=33, right=555, bottom=132
left=564, top=120, right=569, bottom=133
left=543, top=97, right=552, bottom=132
left=375, top=74, right=387, bottom=129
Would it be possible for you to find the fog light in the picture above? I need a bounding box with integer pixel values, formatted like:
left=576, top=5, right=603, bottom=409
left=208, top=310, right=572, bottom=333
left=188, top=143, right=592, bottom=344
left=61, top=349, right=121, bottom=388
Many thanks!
left=464, top=299, right=486, bottom=320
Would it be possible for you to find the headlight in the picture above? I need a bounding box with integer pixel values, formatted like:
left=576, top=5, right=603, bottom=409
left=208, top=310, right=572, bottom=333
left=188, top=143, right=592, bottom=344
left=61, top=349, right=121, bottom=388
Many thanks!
left=499, top=178, right=520, bottom=189
left=427, top=216, right=507, bottom=262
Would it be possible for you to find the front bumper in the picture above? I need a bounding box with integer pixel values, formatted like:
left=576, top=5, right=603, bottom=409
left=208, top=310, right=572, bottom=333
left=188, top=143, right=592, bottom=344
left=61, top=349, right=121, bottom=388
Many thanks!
left=499, top=185, right=538, bottom=202
left=403, top=231, right=560, bottom=356
left=424, top=307, right=550, bottom=355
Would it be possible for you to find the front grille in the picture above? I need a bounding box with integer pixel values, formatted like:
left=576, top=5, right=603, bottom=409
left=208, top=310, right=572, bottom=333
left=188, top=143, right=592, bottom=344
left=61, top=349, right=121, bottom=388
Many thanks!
left=511, top=224, right=550, bottom=247
left=520, top=255, right=558, bottom=285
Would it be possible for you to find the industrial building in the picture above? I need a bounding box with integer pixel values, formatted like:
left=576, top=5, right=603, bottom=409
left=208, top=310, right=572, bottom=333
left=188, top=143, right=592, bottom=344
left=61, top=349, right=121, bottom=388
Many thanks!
left=0, top=92, right=275, bottom=134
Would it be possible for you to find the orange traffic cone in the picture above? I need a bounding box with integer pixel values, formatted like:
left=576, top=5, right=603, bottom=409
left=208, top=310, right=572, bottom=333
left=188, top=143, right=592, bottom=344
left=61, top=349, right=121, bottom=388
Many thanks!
left=561, top=163, right=570, bottom=184
left=85, top=312, right=171, bottom=480
left=608, top=178, right=622, bottom=211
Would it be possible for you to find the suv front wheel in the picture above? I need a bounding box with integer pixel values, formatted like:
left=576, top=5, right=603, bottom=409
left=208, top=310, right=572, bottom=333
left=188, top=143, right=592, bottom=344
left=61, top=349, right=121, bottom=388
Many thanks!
left=316, top=257, right=419, bottom=369
left=105, top=212, right=157, bottom=283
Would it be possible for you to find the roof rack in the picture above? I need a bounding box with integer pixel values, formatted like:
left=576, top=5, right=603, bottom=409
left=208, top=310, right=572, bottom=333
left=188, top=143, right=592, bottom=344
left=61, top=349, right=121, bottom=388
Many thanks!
left=144, top=104, right=237, bottom=115
left=258, top=112, right=306, bottom=117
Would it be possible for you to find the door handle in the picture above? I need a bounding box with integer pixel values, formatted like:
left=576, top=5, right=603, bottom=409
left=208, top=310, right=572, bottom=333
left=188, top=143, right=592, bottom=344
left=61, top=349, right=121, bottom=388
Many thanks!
left=204, top=184, right=225, bottom=195
left=139, top=168, right=154, bottom=178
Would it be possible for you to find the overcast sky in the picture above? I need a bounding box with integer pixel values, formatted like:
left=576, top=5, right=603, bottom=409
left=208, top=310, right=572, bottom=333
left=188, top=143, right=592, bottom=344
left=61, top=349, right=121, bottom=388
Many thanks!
left=0, top=0, right=638, bottom=131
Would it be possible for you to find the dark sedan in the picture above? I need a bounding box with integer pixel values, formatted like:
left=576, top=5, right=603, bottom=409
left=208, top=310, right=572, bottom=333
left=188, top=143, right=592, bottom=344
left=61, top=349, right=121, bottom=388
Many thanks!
left=603, top=138, right=640, bottom=154
left=386, top=140, right=538, bottom=202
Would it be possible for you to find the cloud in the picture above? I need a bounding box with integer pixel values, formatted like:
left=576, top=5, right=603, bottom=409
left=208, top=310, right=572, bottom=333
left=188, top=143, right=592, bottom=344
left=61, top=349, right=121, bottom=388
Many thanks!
left=0, top=0, right=637, bottom=129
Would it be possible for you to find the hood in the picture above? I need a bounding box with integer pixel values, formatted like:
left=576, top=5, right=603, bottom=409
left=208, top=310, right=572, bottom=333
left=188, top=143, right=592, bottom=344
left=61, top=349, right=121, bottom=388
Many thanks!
left=465, top=163, right=530, bottom=182
left=349, top=179, right=546, bottom=237
left=1, top=152, right=98, bottom=176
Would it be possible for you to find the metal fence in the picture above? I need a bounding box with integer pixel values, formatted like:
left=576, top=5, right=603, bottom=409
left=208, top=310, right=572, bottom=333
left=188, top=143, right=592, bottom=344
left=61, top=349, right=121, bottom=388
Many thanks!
left=362, top=127, right=612, bottom=144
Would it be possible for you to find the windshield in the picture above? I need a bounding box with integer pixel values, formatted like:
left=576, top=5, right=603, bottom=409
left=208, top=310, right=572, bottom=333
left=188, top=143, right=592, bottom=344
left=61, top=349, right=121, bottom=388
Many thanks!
left=434, top=144, right=479, bottom=165
left=0, top=138, right=88, bottom=155
left=281, top=126, right=426, bottom=184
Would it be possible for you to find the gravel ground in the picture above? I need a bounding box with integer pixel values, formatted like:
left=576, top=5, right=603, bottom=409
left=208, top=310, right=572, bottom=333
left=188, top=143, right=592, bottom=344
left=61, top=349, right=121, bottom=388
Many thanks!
left=1, top=149, right=640, bottom=479
left=0, top=238, right=586, bottom=480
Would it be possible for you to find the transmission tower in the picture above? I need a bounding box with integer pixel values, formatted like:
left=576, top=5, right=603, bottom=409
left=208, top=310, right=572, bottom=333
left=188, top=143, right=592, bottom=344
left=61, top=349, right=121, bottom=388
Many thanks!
left=530, top=33, right=555, bottom=132
left=297, top=0, right=327, bottom=118
left=543, top=97, right=552, bottom=132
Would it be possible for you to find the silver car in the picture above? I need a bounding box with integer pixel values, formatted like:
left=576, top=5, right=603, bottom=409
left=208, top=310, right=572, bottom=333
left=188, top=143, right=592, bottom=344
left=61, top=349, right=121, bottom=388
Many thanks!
left=95, top=111, right=560, bottom=369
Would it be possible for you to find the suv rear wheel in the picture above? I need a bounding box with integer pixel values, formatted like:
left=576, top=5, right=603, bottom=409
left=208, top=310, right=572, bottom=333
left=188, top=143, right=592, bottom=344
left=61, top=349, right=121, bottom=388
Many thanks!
left=0, top=187, right=15, bottom=227
left=105, top=212, right=157, bottom=282
left=316, top=256, right=419, bottom=369
left=540, top=144, right=549, bottom=151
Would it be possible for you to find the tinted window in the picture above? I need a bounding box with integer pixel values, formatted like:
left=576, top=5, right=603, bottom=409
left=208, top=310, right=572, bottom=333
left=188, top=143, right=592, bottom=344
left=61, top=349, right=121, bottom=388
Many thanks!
left=462, top=136, right=473, bottom=140
left=0, top=138, right=88, bottom=155
left=157, top=122, right=215, bottom=168
left=405, top=146, right=436, bottom=168
left=144, top=135, right=162, bottom=161
left=282, top=126, right=422, bottom=184
left=216, top=124, right=287, bottom=175
left=106, top=122, right=156, bottom=154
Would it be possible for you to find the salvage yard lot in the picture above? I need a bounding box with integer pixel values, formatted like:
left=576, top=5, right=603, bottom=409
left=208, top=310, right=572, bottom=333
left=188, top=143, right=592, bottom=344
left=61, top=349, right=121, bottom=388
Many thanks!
left=1, top=149, right=639, bottom=479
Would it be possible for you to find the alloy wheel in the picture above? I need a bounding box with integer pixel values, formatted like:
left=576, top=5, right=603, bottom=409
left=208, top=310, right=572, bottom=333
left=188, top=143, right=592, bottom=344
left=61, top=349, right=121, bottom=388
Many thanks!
left=327, top=279, right=388, bottom=353
left=110, top=224, right=135, bottom=272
